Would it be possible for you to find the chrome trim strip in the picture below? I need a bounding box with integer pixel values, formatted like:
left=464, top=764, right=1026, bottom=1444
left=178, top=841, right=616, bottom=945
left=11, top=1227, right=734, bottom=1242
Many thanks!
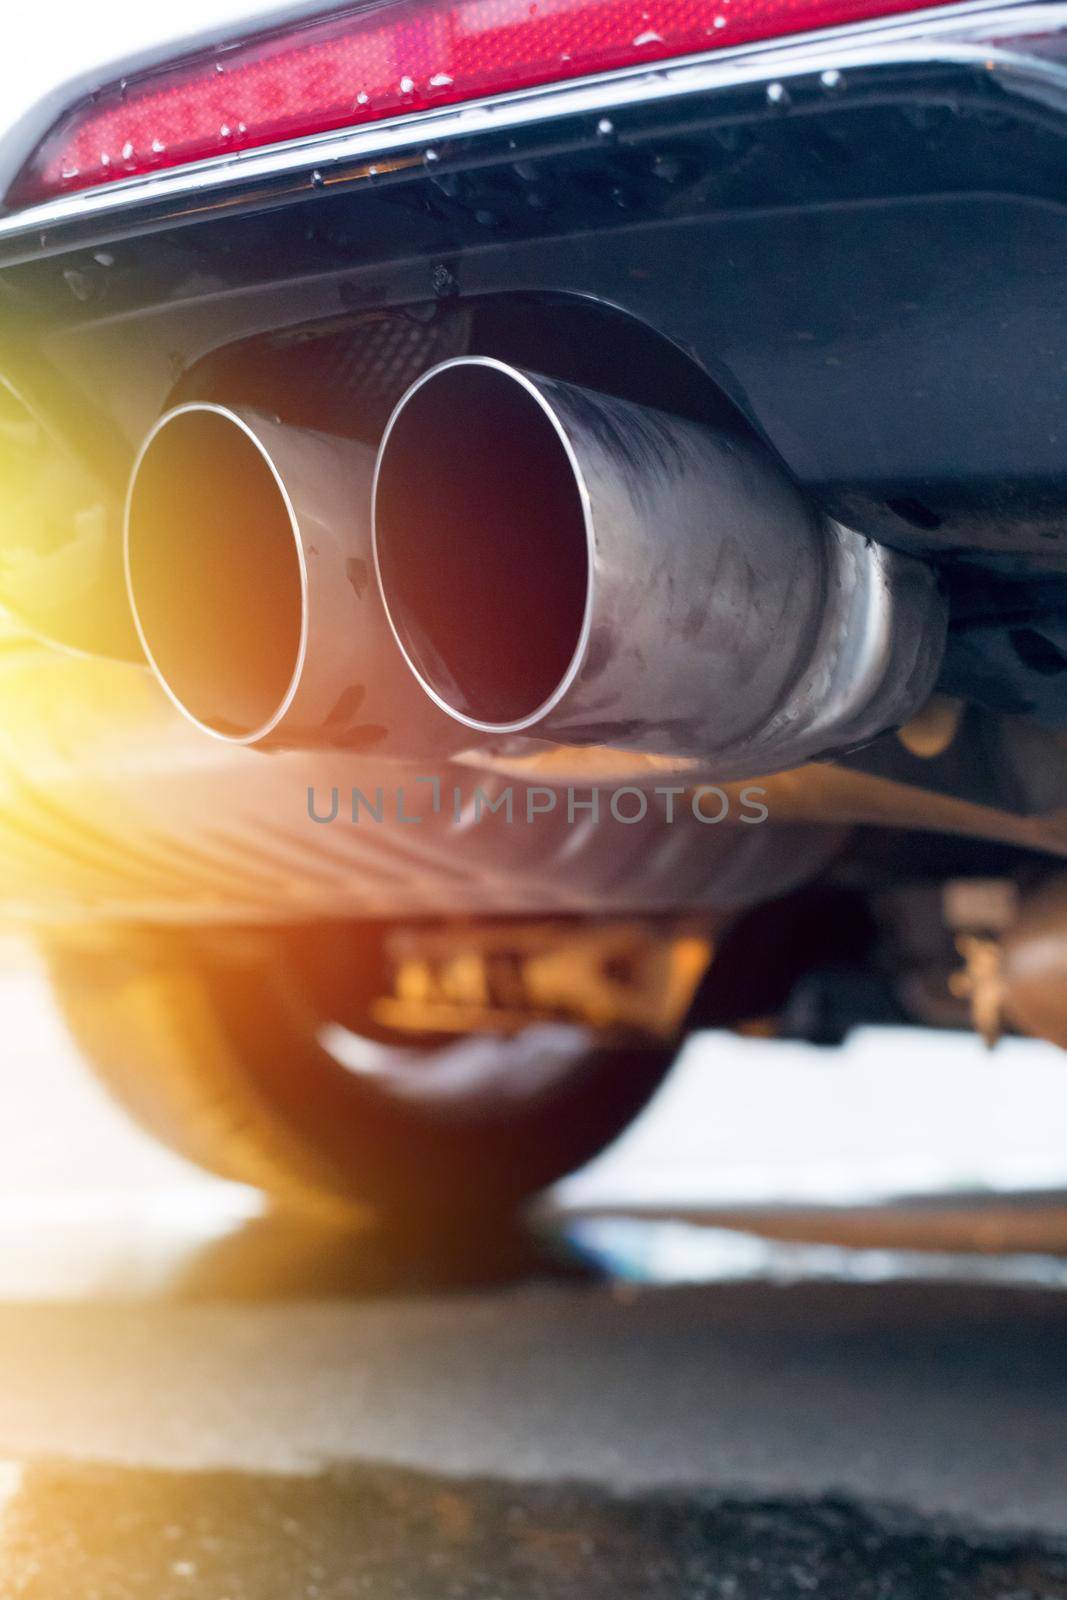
left=0, top=0, right=1063, bottom=250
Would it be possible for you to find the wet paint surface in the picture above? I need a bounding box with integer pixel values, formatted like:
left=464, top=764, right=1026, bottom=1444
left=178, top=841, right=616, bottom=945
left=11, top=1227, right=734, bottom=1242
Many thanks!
left=5, top=1464, right=1067, bottom=1600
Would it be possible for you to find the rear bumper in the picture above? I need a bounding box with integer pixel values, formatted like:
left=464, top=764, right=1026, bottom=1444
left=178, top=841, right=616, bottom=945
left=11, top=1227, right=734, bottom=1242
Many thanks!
left=0, top=0, right=1058, bottom=261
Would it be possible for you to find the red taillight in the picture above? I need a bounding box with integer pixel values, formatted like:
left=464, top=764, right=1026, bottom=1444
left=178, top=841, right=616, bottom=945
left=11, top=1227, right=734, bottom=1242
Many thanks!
left=10, top=0, right=934, bottom=208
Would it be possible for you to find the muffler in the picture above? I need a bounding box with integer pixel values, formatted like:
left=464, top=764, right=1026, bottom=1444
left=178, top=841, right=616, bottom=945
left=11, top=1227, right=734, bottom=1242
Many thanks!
left=125, top=402, right=456, bottom=753
left=372, top=357, right=947, bottom=778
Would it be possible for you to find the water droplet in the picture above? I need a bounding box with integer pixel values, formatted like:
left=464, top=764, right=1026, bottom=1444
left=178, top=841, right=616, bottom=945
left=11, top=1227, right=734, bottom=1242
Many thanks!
left=215, top=62, right=225, bottom=74
left=60, top=165, right=80, bottom=180
left=93, top=250, right=115, bottom=266
left=423, top=146, right=439, bottom=164
left=356, top=90, right=370, bottom=106
left=596, top=117, right=615, bottom=137
left=310, top=169, right=324, bottom=188
left=237, top=122, right=247, bottom=135
left=765, top=81, right=790, bottom=108
left=99, top=152, right=111, bottom=167
left=151, top=138, right=166, bottom=153
left=121, top=141, right=134, bottom=161
left=399, top=75, right=415, bottom=93
left=62, top=268, right=94, bottom=302
left=713, top=15, right=727, bottom=26
left=820, top=68, right=844, bottom=90
left=429, top=71, right=454, bottom=88
left=633, top=28, right=664, bottom=44
left=219, top=124, right=232, bottom=138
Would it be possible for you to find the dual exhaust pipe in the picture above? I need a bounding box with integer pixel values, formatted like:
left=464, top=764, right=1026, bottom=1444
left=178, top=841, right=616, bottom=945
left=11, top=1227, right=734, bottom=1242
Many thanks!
left=126, top=357, right=946, bottom=777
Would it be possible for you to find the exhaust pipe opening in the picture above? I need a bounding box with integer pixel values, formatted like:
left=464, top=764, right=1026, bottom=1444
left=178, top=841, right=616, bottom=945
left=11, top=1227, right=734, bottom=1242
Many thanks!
left=373, top=359, right=591, bottom=731
left=126, top=404, right=305, bottom=743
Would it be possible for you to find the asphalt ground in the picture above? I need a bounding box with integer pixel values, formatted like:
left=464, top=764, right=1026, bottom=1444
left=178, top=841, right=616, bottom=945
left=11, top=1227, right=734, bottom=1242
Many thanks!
left=4, top=955, right=1067, bottom=1596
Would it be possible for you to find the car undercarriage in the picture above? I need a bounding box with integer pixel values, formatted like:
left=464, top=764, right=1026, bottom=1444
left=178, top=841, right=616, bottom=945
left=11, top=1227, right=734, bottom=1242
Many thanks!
left=3, top=0, right=1067, bottom=1213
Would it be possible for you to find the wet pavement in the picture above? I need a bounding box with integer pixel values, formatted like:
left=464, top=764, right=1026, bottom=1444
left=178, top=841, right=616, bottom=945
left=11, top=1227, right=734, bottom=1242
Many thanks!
left=8, top=1461, right=1067, bottom=1600
left=5, top=1231, right=1067, bottom=1597
left=6, top=959, right=1067, bottom=1594
left=6, top=1262, right=1067, bottom=1518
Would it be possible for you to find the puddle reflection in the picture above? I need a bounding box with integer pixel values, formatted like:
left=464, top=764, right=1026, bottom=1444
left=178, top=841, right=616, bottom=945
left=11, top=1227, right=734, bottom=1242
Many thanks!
left=10, top=1189, right=1067, bottom=1305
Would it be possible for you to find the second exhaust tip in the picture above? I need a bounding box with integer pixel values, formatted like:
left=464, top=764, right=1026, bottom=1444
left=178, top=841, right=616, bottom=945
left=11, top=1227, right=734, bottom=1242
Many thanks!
left=372, top=358, right=592, bottom=732
left=373, top=356, right=947, bottom=774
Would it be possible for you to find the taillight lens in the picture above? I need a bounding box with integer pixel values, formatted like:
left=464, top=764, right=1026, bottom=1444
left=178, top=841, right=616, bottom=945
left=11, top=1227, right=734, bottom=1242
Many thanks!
left=9, top=0, right=938, bottom=209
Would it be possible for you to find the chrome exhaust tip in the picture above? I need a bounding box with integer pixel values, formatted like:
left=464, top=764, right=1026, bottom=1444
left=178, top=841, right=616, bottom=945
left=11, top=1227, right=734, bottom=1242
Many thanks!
left=126, top=401, right=458, bottom=754
left=125, top=403, right=314, bottom=744
left=373, top=357, right=947, bottom=776
left=372, top=358, right=593, bottom=736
